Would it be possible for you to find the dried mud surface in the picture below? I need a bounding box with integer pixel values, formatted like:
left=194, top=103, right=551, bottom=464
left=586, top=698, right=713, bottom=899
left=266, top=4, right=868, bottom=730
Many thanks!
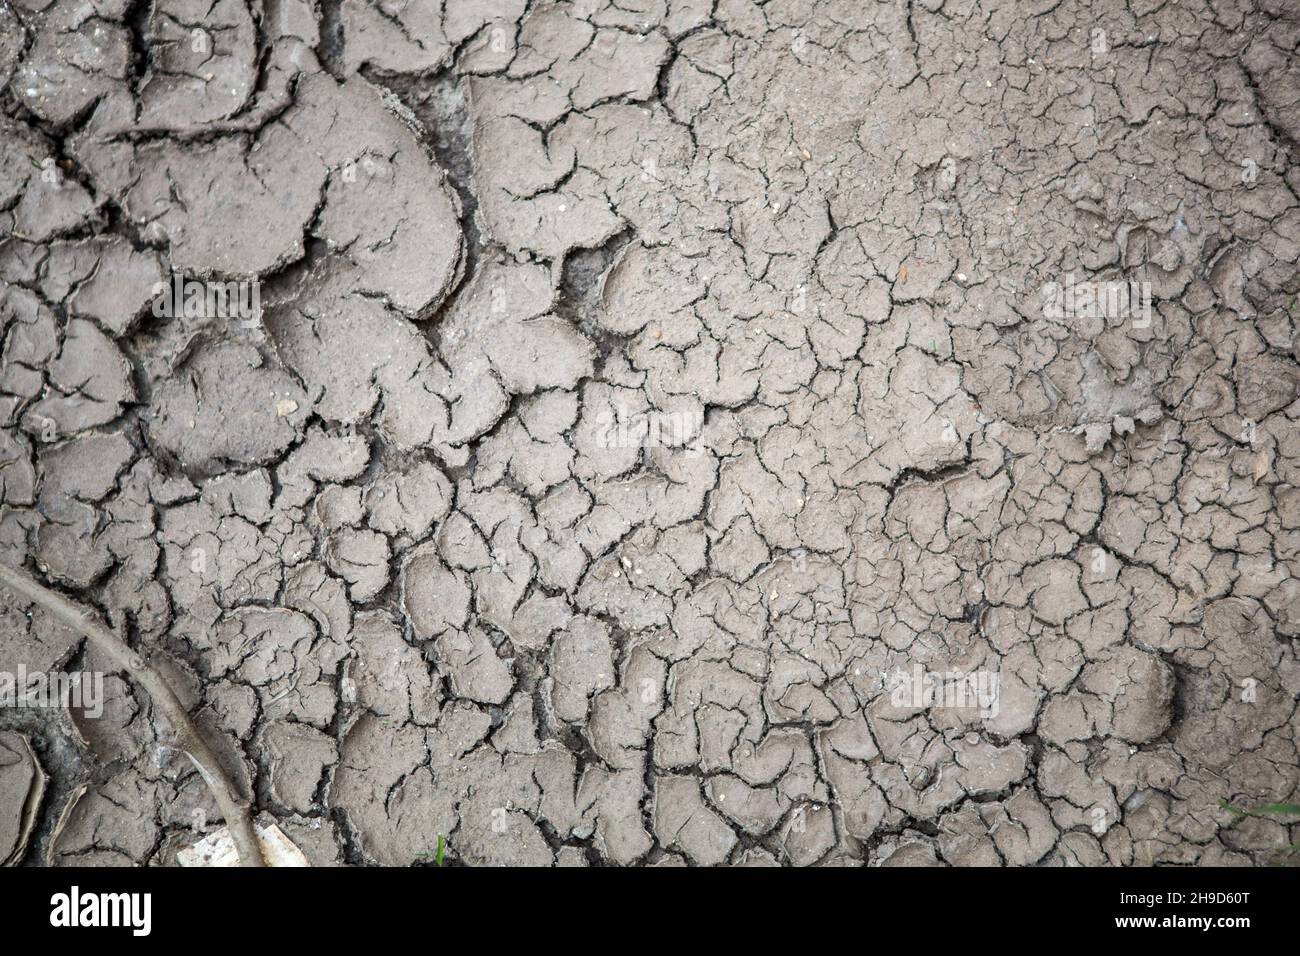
left=1, top=0, right=1298, bottom=867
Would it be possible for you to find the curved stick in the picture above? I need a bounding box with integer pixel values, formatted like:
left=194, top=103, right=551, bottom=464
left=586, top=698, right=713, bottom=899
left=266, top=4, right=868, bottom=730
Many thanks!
left=0, top=564, right=266, bottom=867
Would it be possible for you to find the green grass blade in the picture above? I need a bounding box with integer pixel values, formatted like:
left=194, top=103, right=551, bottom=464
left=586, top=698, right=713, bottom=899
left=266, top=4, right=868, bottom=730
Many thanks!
left=1220, top=798, right=1300, bottom=818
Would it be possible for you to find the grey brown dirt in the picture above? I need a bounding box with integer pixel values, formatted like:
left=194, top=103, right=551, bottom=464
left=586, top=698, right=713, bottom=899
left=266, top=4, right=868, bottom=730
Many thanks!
left=1, top=0, right=1299, bottom=867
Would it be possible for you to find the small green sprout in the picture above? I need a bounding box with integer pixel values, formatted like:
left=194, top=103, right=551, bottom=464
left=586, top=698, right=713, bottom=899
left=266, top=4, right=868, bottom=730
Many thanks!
left=414, top=835, right=448, bottom=866
left=1220, top=800, right=1300, bottom=862
left=1219, top=799, right=1300, bottom=819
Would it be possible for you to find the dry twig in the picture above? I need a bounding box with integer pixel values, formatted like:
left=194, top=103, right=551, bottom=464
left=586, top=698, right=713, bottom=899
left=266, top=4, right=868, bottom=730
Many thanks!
left=0, top=563, right=266, bottom=867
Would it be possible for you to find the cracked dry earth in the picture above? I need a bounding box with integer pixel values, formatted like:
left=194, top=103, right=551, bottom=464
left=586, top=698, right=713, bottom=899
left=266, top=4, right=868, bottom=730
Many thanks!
left=1, top=0, right=1299, bottom=869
